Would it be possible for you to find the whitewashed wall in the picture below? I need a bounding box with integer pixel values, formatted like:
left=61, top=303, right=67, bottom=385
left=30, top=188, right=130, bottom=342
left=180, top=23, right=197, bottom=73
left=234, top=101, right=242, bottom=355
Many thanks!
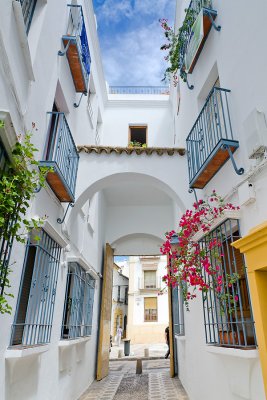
left=171, top=0, right=267, bottom=399
left=0, top=1, right=107, bottom=400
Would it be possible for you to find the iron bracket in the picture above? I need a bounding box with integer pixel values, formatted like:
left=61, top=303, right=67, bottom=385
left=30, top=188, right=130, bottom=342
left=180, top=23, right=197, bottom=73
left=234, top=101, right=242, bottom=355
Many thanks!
left=34, top=169, right=49, bottom=193
left=206, top=11, right=221, bottom=31
left=74, top=91, right=87, bottom=108
left=186, top=74, right=194, bottom=90
left=58, top=39, right=71, bottom=57
left=57, top=202, right=74, bottom=224
left=188, top=188, right=199, bottom=205
left=222, top=144, right=244, bottom=176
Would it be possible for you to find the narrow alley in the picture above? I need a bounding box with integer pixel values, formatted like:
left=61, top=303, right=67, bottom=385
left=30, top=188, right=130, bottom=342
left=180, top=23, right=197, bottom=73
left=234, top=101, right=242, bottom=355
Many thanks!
left=79, top=359, right=188, bottom=400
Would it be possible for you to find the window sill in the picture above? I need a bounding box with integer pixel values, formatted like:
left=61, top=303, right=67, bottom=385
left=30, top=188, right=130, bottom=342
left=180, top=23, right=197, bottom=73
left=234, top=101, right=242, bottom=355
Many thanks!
left=191, top=210, right=241, bottom=242
left=206, top=345, right=260, bottom=399
left=206, top=345, right=258, bottom=359
left=5, top=344, right=49, bottom=359
left=175, top=335, right=186, bottom=342
left=58, top=336, right=91, bottom=347
left=12, top=1, right=35, bottom=81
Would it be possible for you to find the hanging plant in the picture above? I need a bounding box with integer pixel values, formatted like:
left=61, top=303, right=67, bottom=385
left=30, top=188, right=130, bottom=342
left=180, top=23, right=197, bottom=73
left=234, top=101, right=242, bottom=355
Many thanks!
left=160, top=1, right=212, bottom=84
left=160, top=191, right=241, bottom=313
left=0, top=124, right=47, bottom=314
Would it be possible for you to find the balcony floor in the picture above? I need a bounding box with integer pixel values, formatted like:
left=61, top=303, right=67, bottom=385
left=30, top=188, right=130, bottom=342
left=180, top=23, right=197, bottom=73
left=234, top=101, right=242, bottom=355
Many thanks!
left=189, top=139, right=239, bottom=189
left=63, top=36, right=87, bottom=93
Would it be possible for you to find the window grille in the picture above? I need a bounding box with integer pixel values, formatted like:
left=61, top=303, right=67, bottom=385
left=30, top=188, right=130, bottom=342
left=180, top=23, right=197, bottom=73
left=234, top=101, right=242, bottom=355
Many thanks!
left=61, top=262, right=95, bottom=339
left=124, top=287, right=128, bottom=305
left=144, top=297, right=157, bottom=322
left=11, top=230, right=61, bottom=346
left=0, top=140, right=16, bottom=299
left=19, top=0, right=37, bottom=34
left=201, top=219, right=256, bottom=348
left=172, top=284, right=185, bottom=336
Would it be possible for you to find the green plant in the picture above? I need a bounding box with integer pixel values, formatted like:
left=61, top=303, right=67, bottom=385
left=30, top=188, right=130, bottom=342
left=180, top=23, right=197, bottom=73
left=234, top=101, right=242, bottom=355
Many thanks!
left=161, top=191, right=241, bottom=314
left=160, top=10, right=196, bottom=85
left=128, top=141, right=142, bottom=148
left=160, top=1, right=214, bottom=84
left=0, top=126, right=47, bottom=314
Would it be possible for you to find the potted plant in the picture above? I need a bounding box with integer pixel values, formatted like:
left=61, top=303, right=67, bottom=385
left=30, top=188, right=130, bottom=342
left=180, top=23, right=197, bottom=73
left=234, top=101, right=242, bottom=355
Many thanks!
left=128, top=141, right=142, bottom=148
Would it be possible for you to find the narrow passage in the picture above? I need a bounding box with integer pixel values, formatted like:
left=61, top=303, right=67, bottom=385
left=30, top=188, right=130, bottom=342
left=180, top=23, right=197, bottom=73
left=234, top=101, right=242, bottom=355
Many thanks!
left=79, top=360, right=189, bottom=400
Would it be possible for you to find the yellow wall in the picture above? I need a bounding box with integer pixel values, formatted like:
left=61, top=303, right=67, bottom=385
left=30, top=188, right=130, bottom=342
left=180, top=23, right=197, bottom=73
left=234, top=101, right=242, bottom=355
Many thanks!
left=232, top=221, right=267, bottom=398
left=112, top=306, right=123, bottom=337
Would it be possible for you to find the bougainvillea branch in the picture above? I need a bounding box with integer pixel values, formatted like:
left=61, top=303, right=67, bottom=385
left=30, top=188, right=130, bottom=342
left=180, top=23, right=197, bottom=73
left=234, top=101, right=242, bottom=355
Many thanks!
left=160, top=191, right=240, bottom=313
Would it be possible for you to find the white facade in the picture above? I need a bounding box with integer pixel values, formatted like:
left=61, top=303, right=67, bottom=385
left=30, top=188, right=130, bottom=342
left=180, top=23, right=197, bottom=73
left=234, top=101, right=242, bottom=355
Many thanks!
left=127, top=256, right=169, bottom=344
left=171, top=1, right=267, bottom=399
left=0, top=0, right=266, bottom=399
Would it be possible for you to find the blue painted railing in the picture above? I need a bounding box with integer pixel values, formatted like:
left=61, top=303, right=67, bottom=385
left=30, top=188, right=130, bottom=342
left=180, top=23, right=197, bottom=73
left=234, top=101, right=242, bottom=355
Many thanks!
left=61, top=262, right=95, bottom=339
left=44, top=112, right=79, bottom=201
left=186, top=87, right=236, bottom=186
left=178, top=0, right=215, bottom=71
left=11, top=230, right=62, bottom=346
left=19, top=0, right=37, bottom=34
left=64, top=5, right=91, bottom=91
left=109, top=86, right=170, bottom=95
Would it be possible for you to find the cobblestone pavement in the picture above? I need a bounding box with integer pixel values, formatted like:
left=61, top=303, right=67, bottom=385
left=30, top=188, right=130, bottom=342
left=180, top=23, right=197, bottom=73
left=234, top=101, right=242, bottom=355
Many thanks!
left=110, top=342, right=168, bottom=360
left=79, top=360, right=189, bottom=400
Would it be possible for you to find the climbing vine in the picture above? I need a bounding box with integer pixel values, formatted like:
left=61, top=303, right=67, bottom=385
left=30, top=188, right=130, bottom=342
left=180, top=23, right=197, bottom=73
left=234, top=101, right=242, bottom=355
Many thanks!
left=0, top=123, right=47, bottom=314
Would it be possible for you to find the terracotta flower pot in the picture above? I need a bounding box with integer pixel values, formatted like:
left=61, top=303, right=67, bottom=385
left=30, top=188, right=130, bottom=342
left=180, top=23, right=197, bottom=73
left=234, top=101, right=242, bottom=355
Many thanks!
left=219, top=330, right=245, bottom=346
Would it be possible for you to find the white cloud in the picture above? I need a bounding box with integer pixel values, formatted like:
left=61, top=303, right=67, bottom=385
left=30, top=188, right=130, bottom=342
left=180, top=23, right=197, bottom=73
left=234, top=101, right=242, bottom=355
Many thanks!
left=101, top=21, right=168, bottom=85
left=96, top=0, right=133, bottom=23
left=94, top=0, right=176, bottom=85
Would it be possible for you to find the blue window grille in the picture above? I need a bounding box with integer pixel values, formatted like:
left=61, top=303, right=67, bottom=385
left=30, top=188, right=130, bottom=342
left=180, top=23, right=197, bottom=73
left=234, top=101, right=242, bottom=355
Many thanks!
left=0, top=140, right=15, bottom=298
left=10, top=230, right=61, bottom=346
left=61, top=262, right=95, bottom=339
left=186, top=87, right=239, bottom=188
left=172, top=284, right=185, bottom=336
left=19, top=0, right=37, bottom=34
left=200, top=219, right=256, bottom=348
left=40, top=112, right=79, bottom=203
left=60, top=5, right=91, bottom=93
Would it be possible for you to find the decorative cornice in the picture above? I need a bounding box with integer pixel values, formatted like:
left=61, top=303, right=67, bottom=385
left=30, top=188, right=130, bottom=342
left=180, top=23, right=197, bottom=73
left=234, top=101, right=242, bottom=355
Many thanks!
left=77, top=145, right=186, bottom=156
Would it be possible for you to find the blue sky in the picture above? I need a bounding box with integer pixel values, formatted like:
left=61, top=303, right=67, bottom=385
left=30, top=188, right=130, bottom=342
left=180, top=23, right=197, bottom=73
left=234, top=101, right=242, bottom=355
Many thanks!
left=92, top=0, right=176, bottom=86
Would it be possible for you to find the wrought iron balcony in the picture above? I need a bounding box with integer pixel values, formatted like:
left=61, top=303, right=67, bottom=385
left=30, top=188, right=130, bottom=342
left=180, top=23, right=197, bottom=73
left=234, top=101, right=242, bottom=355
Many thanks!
left=109, top=86, right=169, bottom=95
left=179, top=0, right=220, bottom=77
left=59, top=5, right=91, bottom=94
left=40, top=112, right=79, bottom=202
left=186, top=87, right=240, bottom=189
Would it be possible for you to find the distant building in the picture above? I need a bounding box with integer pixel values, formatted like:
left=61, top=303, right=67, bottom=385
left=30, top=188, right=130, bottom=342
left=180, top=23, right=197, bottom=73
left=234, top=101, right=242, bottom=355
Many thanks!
left=127, top=256, right=168, bottom=344
left=111, top=263, right=129, bottom=340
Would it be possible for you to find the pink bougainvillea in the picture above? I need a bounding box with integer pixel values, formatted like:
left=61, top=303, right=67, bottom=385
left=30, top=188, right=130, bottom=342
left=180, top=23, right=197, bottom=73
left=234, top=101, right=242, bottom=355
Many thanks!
left=160, top=191, right=240, bottom=312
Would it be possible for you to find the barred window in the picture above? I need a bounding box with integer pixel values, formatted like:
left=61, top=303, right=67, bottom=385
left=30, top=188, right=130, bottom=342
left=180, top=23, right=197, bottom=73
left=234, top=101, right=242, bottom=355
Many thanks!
left=201, top=219, right=256, bottom=348
left=144, top=297, right=157, bottom=322
left=172, top=284, right=185, bottom=336
left=11, top=230, right=61, bottom=346
left=19, top=0, right=37, bottom=34
left=61, top=262, right=95, bottom=339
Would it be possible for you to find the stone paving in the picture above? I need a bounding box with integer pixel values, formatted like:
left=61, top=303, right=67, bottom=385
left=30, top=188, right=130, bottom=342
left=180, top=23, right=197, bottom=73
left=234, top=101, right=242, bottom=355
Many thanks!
left=79, top=359, right=189, bottom=400
left=110, top=342, right=168, bottom=360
